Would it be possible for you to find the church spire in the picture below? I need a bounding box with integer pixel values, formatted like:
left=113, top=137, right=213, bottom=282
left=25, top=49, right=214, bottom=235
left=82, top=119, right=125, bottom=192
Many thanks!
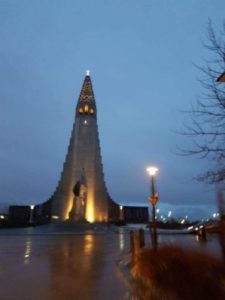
left=77, top=70, right=96, bottom=116
left=50, top=72, right=115, bottom=223
left=78, top=70, right=95, bottom=102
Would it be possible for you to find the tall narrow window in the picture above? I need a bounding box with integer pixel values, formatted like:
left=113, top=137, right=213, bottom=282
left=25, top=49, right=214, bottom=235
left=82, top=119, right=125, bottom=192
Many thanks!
left=84, top=104, right=89, bottom=113
left=79, top=107, right=83, bottom=114
left=90, top=108, right=94, bottom=114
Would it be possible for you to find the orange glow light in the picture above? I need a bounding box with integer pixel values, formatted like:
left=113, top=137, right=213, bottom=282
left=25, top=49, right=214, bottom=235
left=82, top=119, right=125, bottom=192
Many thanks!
left=84, top=104, right=89, bottom=113
left=86, top=199, right=94, bottom=223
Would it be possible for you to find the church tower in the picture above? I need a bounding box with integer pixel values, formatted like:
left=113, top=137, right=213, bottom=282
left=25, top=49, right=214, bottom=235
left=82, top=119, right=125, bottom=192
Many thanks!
left=51, top=71, right=113, bottom=222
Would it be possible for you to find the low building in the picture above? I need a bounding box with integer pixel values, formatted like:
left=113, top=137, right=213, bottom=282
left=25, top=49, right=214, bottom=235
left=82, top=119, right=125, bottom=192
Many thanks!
left=8, top=205, right=31, bottom=226
left=33, top=200, right=51, bottom=224
left=123, top=206, right=149, bottom=223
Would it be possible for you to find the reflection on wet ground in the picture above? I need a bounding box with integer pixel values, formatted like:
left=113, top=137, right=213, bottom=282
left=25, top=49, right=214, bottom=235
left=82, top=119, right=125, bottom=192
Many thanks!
left=0, top=225, right=222, bottom=300
left=0, top=225, right=130, bottom=300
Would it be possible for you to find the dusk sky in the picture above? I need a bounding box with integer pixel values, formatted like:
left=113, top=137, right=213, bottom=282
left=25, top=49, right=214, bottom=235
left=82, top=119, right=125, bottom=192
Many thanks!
left=0, top=1, right=225, bottom=220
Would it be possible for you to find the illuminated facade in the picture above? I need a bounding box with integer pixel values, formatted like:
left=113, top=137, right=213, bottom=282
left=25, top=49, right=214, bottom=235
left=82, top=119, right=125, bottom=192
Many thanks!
left=50, top=72, right=118, bottom=222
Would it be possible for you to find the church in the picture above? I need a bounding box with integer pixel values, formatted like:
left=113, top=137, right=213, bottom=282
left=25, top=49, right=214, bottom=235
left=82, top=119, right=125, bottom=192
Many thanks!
left=8, top=72, right=148, bottom=226
left=49, top=71, right=119, bottom=223
left=34, top=71, right=119, bottom=224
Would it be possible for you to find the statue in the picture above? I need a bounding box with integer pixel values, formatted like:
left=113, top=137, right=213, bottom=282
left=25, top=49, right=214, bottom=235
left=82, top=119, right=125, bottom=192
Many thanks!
left=69, top=180, right=87, bottom=222
left=73, top=181, right=81, bottom=197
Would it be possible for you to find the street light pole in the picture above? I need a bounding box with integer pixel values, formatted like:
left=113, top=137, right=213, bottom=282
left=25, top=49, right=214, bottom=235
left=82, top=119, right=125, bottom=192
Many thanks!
left=147, top=166, right=158, bottom=251
left=151, top=174, right=157, bottom=248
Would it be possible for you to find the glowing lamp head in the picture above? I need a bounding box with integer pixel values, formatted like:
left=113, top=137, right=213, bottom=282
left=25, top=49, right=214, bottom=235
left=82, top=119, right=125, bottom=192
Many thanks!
left=119, top=206, right=123, bottom=211
left=30, top=205, right=35, bottom=210
left=146, top=166, right=158, bottom=176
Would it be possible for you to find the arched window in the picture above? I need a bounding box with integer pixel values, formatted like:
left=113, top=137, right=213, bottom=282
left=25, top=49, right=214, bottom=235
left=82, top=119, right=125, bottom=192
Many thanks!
left=79, top=107, right=83, bottom=114
left=84, top=104, right=89, bottom=113
left=90, top=108, right=94, bottom=114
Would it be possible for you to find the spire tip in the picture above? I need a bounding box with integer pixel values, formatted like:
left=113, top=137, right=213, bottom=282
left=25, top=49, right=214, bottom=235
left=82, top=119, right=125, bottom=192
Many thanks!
left=86, top=70, right=90, bottom=76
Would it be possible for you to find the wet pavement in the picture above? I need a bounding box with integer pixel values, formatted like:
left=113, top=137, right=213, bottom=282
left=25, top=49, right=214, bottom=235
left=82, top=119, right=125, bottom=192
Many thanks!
left=0, top=225, right=131, bottom=300
left=0, top=224, right=222, bottom=300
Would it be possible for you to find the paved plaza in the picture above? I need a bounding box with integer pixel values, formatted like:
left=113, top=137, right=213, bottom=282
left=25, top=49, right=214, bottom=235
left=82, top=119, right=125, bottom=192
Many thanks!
left=0, top=225, right=221, bottom=300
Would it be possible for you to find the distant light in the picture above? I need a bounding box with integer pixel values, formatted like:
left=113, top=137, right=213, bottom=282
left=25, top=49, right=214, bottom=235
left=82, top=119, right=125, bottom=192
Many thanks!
left=52, top=215, right=59, bottom=220
left=146, top=166, right=158, bottom=176
left=168, top=211, right=172, bottom=217
left=213, top=213, right=217, bottom=218
left=188, top=226, right=193, bottom=230
left=30, top=205, right=35, bottom=210
left=119, top=206, right=123, bottom=211
left=84, top=120, right=88, bottom=125
left=185, top=216, right=188, bottom=219
left=180, top=219, right=185, bottom=224
left=86, top=70, right=90, bottom=76
left=156, top=209, right=160, bottom=214
left=0, top=215, right=4, bottom=219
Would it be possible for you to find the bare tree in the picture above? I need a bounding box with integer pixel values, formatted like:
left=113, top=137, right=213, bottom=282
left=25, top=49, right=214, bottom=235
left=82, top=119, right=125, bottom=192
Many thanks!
left=181, top=20, right=225, bottom=184
left=180, top=22, right=225, bottom=264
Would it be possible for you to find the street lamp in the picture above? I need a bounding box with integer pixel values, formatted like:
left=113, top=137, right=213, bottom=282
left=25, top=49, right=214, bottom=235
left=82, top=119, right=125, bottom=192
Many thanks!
left=29, top=205, right=35, bottom=224
left=146, top=166, right=159, bottom=250
left=119, top=205, right=124, bottom=222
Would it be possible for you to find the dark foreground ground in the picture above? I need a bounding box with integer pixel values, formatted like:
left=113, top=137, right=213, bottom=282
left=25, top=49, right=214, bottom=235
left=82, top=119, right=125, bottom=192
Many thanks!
left=0, top=224, right=222, bottom=300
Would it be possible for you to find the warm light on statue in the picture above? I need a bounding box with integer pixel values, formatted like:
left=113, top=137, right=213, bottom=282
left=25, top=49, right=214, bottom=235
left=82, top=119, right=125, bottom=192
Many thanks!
left=86, top=198, right=94, bottom=223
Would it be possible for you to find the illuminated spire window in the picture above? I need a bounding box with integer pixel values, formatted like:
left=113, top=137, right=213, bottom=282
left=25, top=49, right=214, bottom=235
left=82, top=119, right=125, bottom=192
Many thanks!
left=90, top=108, right=94, bottom=114
left=79, top=107, right=83, bottom=114
left=84, top=104, right=89, bottom=113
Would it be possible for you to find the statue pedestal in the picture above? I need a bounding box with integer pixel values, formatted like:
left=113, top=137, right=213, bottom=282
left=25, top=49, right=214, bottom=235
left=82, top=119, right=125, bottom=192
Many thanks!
left=69, top=210, right=86, bottom=223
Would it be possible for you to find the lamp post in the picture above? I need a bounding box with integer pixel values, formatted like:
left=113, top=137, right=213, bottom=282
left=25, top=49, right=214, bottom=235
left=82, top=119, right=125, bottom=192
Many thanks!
left=29, top=205, right=35, bottom=224
left=146, top=166, right=159, bottom=250
left=119, top=205, right=124, bottom=222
